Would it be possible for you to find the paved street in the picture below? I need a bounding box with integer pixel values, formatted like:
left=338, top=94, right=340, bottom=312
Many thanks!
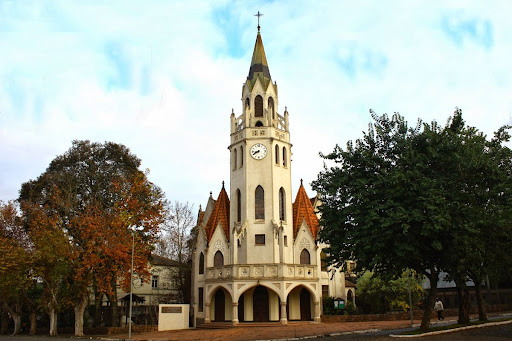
left=0, top=314, right=510, bottom=341
left=327, top=322, right=512, bottom=340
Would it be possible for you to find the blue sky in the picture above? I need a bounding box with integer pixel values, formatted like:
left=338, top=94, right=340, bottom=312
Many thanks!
left=1, top=1, right=511, bottom=210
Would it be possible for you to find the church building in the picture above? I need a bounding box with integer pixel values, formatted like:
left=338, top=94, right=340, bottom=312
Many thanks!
left=191, top=22, right=354, bottom=326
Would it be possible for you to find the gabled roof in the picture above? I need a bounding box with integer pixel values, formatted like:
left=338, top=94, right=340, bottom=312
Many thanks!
left=292, top=181, right=319, bottom=239
left=150, top=254, right=182, bottom=267
left=204, top=183, right=230, bottom=242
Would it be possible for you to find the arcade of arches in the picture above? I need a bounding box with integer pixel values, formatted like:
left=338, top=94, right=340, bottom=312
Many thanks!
left=208, top=285, right=315, bottom=323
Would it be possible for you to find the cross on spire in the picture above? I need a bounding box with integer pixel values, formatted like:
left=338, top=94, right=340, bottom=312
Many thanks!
left=254, top=11, right=263, bottom=31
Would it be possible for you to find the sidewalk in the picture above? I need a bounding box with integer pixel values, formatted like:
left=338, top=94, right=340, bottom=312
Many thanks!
left=106, top=312, right=510, bottom=341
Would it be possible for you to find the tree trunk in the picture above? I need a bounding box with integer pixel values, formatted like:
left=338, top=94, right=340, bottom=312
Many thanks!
left=48, top=306, right=58, bottom=336
left=74, top=296, right=88, bottom=337
left=6, top=303, right=22, bottom=335
left=473, top=277, right=487, bottom=321
left=29, top=311, right=37, bottom=336
left=11, top=312, right=21, bottom=335
left=420, top=270, right=439, bottom=331
left=455, top=278, right=470, bottom=324
left=107, top=278, right=119, bottom=327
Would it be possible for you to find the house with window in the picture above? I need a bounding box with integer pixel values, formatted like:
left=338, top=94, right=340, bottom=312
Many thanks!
left=191, top=23, right=354, bottom=326
left=94, top=254, right=182, bottom=308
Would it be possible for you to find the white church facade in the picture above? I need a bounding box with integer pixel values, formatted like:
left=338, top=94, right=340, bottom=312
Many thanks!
left=191, top=24, right=354, bottom=326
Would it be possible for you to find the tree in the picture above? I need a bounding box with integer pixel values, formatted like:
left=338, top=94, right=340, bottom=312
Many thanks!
left=19, top=140, right=166, bottom=335
left=312, top=109, right=512, bottom=331
left=356, top=270, right=423, bottom=314
left=0, top=201, right=33, bottom=335
left=155, top=201, right=194, bottom=303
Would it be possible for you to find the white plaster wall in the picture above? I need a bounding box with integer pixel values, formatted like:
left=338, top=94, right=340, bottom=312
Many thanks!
left=269, top=290, right=280, bottom=321
left=158, top=304, right=189, bottom=331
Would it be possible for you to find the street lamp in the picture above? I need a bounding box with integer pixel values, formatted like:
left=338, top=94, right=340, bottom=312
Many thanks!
left=128, top=230, right=135, bottom=340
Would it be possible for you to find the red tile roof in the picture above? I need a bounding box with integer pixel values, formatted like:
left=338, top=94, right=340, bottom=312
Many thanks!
left=292, top=182, right=319, bottom=239
left=204, top=184, right=230, bottom=242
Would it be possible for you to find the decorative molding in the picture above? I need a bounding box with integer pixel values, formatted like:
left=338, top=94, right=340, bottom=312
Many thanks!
left=254, top=267, right=263, bottom=277
left=310, top=283, right=316, bottom=290
left=240, top=267, right=249, bottom=277
left=268, top=266, right=277, bottom=276
left=288, top=267, right=294, bottom=276
left=237, top=283, right=245, bottom=289
left=214, top=239, right=224, bottom=252
left=300, top=237, right=310, bottom=249
left=286, top=283, right=292, bottom=289
left=228, top=284, right=233, bottom=289
left=273, top=283, right=281, bottom=289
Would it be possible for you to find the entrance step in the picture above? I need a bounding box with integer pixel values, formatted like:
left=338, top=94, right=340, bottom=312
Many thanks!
left=196, top=321, right=313, bottom=329
left=196, top=322, right=234, bottom=329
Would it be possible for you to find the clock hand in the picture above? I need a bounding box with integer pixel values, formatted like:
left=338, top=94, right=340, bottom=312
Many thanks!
left=253, top=150, right=260, bottom=154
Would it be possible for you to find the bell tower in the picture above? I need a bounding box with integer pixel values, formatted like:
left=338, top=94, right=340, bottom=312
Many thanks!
left=229, top=23, right=293, bottom=265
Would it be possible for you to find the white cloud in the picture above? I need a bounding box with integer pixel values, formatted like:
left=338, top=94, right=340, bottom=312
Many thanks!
left=1, top=1, right=512, bottom=208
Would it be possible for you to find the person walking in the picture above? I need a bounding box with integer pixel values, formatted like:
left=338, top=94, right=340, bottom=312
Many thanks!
left=434, top=298, right=444, bottom=320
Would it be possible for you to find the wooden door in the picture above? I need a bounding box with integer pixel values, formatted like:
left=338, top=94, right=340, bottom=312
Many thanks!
left=300, top=288, right=311, bottom=321
left=214, top=289, right=225, bottom=322
left=253, top=286, right=269, bottom=322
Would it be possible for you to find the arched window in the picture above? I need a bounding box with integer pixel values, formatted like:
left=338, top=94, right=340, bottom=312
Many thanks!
left=268, top=97, right=275, bottom=119
left=245, top=97, right=250, bottom=109
left=275, top=144, right=279, bottom=165
left=214, top=251, right=224, bottom=267
left=300, top=249, right=310, bottom=265
left=255, top=185, right=265, bottom=220
left=199, top=252, right=205, bottom=274
left=282, top=147, right=287, bottom=167
left=234, top=148, right=237, bottom=170
left=279, top=187, right=285, bottom=221
left=255, top=121, right=263, bottom=127
left=240, top=146, right=243, bottom=167
left=255, top=95, right=263, bottom=117
left=236, top=189, right=241, bottom=223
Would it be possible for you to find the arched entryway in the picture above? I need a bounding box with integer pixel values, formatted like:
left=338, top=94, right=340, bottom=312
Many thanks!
left=287, top=285, right=313, bottom=321
left=214, top=289, right=225, bottom=321
left=210, top=287, right=233, bottom=322
left=300, top=288, right=312, bottom=321
left=253, top=286, right=269, bottom=322
left=237, top=285, right=281, bottom=322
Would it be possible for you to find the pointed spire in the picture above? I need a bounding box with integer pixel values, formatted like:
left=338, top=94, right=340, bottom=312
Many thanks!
left=292, top=184, right=319, bottom=239
left=204, top=186, right=231, bottom=242
left=247, top=21, right=271, bottom=85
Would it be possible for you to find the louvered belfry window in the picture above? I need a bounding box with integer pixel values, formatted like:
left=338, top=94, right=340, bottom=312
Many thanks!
left=268, top=97, right=275, bottom=119
left=255, top=95, right=263, bottom=117
left=279, top=187, right=285, bottom=221
left=255, top=185, right=265, bottom=219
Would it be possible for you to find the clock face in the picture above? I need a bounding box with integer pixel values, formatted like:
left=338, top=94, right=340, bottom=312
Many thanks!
left=250, top=143, right=267, bottom=160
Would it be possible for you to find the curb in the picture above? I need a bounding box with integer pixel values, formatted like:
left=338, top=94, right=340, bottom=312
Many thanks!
left=255, top=328, right=382, bottom=341
left=389, top=319, right=512, bottom=338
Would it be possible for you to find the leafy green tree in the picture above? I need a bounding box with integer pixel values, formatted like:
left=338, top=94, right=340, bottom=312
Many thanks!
left=356, top=271, right=423, bottom=314
left=19, top=140, right=166, bottom=335
left=313, top=109, right=512, bottom=330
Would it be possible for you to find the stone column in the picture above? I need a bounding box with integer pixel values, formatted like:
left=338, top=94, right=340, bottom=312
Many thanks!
left=232, top=302, right=239, bottom=325
left=205, top=303, right=211, bottom=323
left=280, top=301, right=288, bottom=325
left=314, top=300, right=321, bottom=322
